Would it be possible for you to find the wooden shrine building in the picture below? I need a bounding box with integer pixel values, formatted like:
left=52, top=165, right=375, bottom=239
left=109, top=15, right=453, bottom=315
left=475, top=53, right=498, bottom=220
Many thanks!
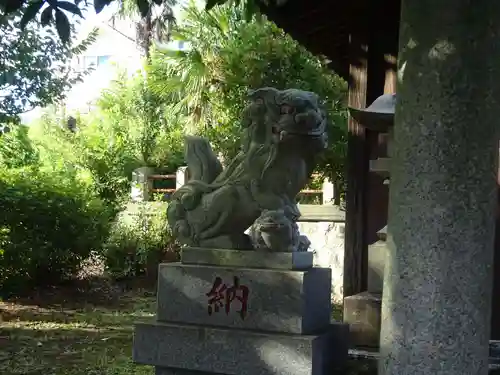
left=257, top=0, right=500, bottom=342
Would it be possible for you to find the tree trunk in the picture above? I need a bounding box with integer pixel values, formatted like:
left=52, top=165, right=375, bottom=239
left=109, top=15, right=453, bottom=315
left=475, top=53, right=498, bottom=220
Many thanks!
left=379, top=1, right=500, bottom=374
left=137, top=13, right=153, bottom=62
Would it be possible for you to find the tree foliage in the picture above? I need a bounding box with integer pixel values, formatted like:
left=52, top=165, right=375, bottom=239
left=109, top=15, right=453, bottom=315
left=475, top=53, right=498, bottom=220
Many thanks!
left=0, top=0, right=269, bottom=42
left=0, top=9, right=98, bottom=123
left=0, top=0, right=347, bottom=294
left=0, top=124, right=39, bottom=168
left=148, top=1, right=348, bottom=183
left=0, top=167, right=113, bottom=296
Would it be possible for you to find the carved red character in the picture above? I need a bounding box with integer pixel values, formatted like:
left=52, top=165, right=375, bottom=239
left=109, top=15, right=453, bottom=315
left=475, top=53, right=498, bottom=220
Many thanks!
left=206, top=276, right=249, bottom=319
left=206, top=276, right=227, bottom=315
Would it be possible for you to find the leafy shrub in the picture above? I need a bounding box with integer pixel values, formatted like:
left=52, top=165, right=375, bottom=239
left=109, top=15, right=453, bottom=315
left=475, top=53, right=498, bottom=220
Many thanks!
left=0, top=168, right=113, bottom=296
left=102, top=202, right=179, bottom=279
left=0, top=124, right=39, bottom=168
left=148, top=3, right=348, bottom=192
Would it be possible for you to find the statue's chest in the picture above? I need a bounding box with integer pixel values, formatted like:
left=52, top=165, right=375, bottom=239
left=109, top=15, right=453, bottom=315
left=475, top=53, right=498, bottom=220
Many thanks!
left=262, top=156, right=307, bottom=193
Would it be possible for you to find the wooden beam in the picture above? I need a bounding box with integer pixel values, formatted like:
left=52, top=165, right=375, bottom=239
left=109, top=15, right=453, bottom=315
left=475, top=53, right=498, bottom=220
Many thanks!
left=384, top=54, right=398, bottom=94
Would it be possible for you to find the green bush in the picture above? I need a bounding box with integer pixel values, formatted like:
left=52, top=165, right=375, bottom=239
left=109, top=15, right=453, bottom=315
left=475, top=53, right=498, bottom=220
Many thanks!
left=0, top=168, right=113, bottom=296
left=102, top=202, right=179, bottom=279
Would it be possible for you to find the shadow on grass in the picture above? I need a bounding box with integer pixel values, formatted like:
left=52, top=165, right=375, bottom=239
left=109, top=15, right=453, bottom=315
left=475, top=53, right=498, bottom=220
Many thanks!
left=0, top=276, right=157, bottom=375
left=0, top=276, right=375, bottom=375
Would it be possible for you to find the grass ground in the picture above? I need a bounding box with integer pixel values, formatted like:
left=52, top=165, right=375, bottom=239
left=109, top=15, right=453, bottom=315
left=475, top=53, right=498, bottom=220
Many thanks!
left=0, top=277, right=375, bottom=375
left=0, top=277, right=157, bottom=375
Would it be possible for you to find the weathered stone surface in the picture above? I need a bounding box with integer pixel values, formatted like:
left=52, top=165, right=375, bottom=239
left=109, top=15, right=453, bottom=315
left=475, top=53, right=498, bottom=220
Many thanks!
left=367, top=241, right=387, bottom=294
left=379, top=2, right=499, bottom=374
left=181, top=247, right=313, bottom=270
left=156, top=263, right=331, bottom=334
left=166, top=88, right=329, bottom=250
left=298, top=221, right=345, bottom=304
left=133, top=321, right=349, bottom=375
left=249, top=209, right=312, bottom=252
left=343, top=292, right=381, bottom=348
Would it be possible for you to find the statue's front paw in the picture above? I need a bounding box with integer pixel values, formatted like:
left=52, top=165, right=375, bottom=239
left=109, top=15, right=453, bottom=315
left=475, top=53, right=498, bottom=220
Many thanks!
left=297, top=235, right=311, bottom=252
left=173, top=220, right=192, bottom=243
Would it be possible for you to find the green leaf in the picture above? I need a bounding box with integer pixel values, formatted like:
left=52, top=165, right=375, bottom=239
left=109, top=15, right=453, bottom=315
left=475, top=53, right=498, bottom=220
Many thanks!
left=93, top=0, right=112, bottom=14
left=40, top=5, right=53, bottom=25
left=243, top=0, right=259, bottom=21
left=55, top=8, right=70, bottom=43
left=56, top=1, right=82, bottom=17
left=20, top=0, right=44, bottom=30
left=205, top=0, right=226, bottom=11
left=135, top=0, right=150, bottom=18
left=1, top=0, right=25, bottom=14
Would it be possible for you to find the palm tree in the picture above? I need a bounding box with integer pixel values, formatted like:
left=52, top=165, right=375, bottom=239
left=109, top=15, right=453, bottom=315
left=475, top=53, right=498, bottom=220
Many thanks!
left=116, top=0, right=178, bottom=60
left=147, top=1, right=246, bottom=132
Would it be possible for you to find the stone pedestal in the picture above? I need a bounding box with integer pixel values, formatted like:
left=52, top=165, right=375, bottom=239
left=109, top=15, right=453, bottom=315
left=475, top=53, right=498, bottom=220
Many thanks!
left=343, top=291, right=382, bottom=348
left=133, top=248, right=349, bottom=375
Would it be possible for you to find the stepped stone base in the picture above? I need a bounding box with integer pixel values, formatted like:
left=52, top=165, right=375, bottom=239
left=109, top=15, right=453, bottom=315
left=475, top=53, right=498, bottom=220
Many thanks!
left=343, top=292, right=382, bottom=348
left=134, top=321, right=348, bottom=375
left=182, top=247, right=314, bottom=270
left=133, top=248, right=349, bottom=375
left=157, top=262, right=332, bottom=334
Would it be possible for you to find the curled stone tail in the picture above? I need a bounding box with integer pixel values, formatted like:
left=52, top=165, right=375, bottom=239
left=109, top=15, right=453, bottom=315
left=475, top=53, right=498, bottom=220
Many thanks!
left=184, top=136, right=222, bottom=184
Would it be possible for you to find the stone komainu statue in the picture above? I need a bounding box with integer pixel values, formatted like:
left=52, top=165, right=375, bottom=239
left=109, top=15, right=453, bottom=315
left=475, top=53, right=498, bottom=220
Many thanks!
left=167, top=87, right=328, bottom=251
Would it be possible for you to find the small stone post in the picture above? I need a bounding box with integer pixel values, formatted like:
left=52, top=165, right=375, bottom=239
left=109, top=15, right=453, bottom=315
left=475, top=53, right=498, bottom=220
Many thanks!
left=380, top=1, right=500, bottom=374
left=175, top=166, right=188, bottom=189
left=131, top=167, right=154, bottom=202
left=322, top=178, right=335, bottom=204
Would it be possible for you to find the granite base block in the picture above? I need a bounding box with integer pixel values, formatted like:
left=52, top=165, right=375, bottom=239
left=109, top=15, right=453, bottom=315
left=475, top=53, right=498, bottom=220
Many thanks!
left=134, top=321, right=349, bottom=375
left=181, top=247, right=314, bottom=270
left=157, top=263, right=331, bottom=334
left=343, top=292, right=381, bottom=348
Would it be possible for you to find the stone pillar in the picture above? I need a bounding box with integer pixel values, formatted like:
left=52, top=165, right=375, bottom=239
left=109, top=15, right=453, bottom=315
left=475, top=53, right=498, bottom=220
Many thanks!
left=379, top=1, right=500, bottom=374
left=131, top=167, right=154, bottom=202
left=175, top=166, right=189, bottom=189
left=322, top=178, right=335, bottom=204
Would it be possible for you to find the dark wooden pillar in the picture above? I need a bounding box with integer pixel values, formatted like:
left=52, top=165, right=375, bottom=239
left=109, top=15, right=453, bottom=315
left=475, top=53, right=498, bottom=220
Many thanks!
left=491, top=156, right=500, bottom=340
left=343, top=0, right=400, bottom=298
left=343, top=32, right=370, bottom=297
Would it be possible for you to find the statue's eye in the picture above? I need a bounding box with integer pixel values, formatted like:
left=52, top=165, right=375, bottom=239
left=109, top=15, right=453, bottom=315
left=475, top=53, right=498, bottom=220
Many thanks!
left=254, top=98, right=264, bottom=105
left=280, top=104, right=294, bottom=114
